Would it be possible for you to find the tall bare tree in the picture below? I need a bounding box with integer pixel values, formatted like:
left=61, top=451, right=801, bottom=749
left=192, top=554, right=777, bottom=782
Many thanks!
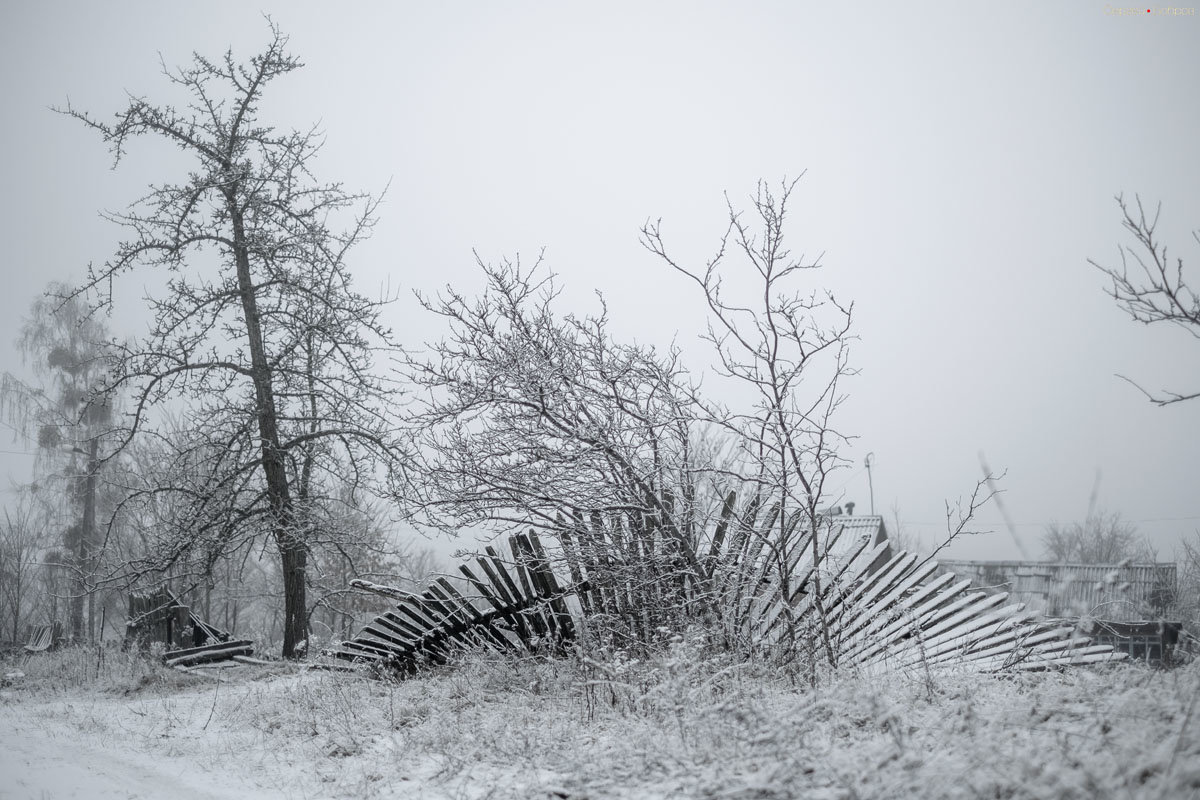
left=62, top=24, right=404, bottom=657
left=1091, top=194, right=1199, bottom=405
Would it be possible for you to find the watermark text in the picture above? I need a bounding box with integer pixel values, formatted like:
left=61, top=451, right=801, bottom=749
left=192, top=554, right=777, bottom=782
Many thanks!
left=1105, top=5, right=1196, bottom=13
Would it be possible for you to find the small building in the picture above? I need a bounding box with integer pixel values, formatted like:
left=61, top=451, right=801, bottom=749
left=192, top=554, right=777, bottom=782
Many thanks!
left=821, top=505, right=891, bottom=573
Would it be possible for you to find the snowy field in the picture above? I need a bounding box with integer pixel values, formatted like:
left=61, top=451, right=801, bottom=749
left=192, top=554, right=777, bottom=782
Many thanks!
left=2, top=645, right=1198, bottom=799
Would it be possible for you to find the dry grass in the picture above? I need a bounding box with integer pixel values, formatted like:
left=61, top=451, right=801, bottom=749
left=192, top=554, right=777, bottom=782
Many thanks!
left=3, top=640, right=1199, bottom=799
left=2, top=640, right=205, bottom=695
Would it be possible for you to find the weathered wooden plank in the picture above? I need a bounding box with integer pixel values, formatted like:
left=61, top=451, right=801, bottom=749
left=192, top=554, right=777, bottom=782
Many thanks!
left=704, top=490, right=739, bottom=578
left=841, top=577, right=978, bottom=665
left=752, top=522, right=868, bottom=641
left=164, top=641, right=253, bottom=668
left=334, top=639, right=396, bottom=662
left=510, top=536, right=558, bottom=642
left=1008, top=646, right=1125, bottom=670
left=433, top=576, right=513, bottom=651
left=556, top=521, right=589, bottom=612
left=892, top=603, right=1026, bottom=667
left=527, top=530, right=577, bottom=639
left=359, top=620, right=419, bottom=653
left=836, top=558, right=940, bottom=651
left=832, top=552, right=923, bottom=642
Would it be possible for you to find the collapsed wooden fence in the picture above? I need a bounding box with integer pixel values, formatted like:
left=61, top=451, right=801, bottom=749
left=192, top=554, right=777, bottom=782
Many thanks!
left=334, top=506, right=1121, bottom=673
left=127, top=588, right=253, bottom=666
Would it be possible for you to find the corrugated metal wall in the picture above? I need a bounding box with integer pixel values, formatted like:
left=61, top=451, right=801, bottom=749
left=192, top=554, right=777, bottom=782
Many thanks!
left=937, top=561, right=1177, bottom=621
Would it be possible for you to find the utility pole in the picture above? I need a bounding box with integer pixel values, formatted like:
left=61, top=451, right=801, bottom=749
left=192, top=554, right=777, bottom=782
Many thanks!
left=865, top=452, right=875, bottom=516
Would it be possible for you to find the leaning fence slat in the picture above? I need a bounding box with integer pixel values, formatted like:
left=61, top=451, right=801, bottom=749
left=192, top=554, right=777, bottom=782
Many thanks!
left=704, top=490, right=739, bottom=578
left=836, top=558, right=939, bottom=652
left=527, top=531, right=577, bottom=639
left=832, top=552, right=922, bottom=641
left=510, top=535, right=557, bottom=642
left=424, top=579, right=510, bottom=653
left=844, top=579, right=979, bottom=665
left=899, top=604, right=1028, bottom=667
left=463, top=561, right=536, bottom=646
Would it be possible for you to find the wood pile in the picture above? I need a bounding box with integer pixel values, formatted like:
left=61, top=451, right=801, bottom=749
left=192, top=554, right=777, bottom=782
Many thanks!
left=163, top=640, right=255, bottom=668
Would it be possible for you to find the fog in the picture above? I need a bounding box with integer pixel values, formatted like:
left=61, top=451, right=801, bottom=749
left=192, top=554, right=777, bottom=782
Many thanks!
left=1, top=1, right=1197, bottom=561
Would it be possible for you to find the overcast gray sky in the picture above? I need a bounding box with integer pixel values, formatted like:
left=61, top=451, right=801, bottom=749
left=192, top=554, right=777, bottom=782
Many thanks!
left=1, top=1, right=1197, bottom=561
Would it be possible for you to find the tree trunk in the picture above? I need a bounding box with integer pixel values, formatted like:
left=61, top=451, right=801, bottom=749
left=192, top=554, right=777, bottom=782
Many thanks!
left=228, top=194, right=307, bottom=659
left=83, top=436, right=99, bottom=644
left=279, top=538, right=308, bottom=655
left=66, top=522, right=84, bottom=643
left=10, top=569, right=21, bottom=645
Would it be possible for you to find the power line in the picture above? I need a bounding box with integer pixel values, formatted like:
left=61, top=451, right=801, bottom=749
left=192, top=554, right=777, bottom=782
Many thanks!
left=899, top=516, right=1200, bottom=527
left=827, top=464, right=866, bottom=499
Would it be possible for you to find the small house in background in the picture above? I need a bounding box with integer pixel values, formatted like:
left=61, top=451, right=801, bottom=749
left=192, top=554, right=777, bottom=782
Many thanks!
left=822, top=502, right=892, bottom=574
left=936, top=560, right=1183, bottom=665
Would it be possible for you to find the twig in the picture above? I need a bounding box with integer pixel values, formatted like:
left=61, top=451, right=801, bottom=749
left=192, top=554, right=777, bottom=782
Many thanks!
left=202, top=668, right=220, bottom=731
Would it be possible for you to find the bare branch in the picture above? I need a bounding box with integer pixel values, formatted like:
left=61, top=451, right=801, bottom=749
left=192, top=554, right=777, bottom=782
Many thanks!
left=1091, top=193, right=1200, bottom=404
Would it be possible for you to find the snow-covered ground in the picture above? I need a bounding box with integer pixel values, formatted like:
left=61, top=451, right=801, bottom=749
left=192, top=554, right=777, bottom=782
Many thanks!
left=2, top=647, right=1198, bottom=799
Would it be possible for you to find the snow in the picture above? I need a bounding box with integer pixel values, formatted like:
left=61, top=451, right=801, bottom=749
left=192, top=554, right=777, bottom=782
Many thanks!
left=1, top=650, right=1198, bottom=799
left=1, top=720, right=250, bottom=799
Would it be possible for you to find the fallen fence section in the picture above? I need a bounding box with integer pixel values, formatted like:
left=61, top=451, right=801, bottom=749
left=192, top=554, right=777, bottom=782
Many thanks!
left=127, top=587, right=257, bottom=669
left=335, top=534, right=574, bottom=672
left=333, top=525, right=1123, bottom=674
left=126, top=587, right=233, bottom=650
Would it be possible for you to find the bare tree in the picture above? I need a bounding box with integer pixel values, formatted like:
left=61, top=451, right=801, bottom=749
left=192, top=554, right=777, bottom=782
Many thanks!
left=1091, top=194, right=1200, bottom=405
left=0, top=495, right=50, bottom=644
left=642, top=177, right=855, bottom=667
left=62, top=24, right=405, bottom=657
left=1042, top=510, right=1153, bottom=564
left=402, top=255, right=719, bottom=644
left=308, top=497, right=441, bottom=645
